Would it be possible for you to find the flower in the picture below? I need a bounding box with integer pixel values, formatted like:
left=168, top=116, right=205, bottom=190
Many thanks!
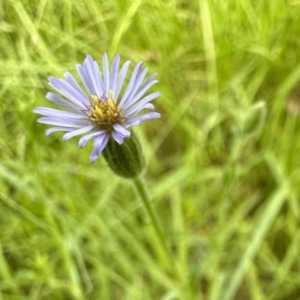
left=33, top=53, right=161, bottom=163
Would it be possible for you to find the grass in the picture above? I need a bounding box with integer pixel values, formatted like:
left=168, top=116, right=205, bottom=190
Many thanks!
left=1, top=0, right=300, bottom=299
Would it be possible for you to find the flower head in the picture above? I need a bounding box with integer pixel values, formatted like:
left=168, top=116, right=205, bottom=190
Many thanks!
left=34, top=54, right=161, bottom=163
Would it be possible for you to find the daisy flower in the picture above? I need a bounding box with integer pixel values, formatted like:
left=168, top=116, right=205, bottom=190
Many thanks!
left=33, top=53, right=161, bottom=163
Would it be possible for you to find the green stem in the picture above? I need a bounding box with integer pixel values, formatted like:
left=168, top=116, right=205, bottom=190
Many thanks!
left=133, top=177, right=169, bottom=259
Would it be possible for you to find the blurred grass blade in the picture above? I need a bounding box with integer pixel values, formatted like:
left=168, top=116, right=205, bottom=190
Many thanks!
left=221, top=186, right=288, bottom=300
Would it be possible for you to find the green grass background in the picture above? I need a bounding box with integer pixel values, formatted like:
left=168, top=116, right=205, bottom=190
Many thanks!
left=1, top=0, right=300, bottom=299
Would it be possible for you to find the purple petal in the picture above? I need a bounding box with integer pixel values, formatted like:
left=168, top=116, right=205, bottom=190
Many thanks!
left=124, top=112, right=161, bottom=128
left=83, top=56, right=98, bottom=95
left=45, top=92, right=82, bottom=113
left=78, top=131, right=107, bottom=148
left=123, top=119, right=141, bottom=127
left=142, top=103, right=155, bottom=110
left=49, top=77, right=89, bottom=108
left=64, top=72, right=86, bottom=97
left=113, top=123, right=131, bottom=137
left=112, top=124, right=130, bottom=144
left=137, top=112, right=161, bottom=122
left=93, top=60, right=105, bottom=96
left=63, top=124, right=95, bottom=141
left=33, top=107, right=85, bottom=119
left=90, top=134, right=109, bottom=163
left=102, top=53, right=109, bottom=98
left=122, top=79, right=158, bottom=110
left=124, top=92, right=161, bottom=118
left=37, top=117, right=90, bottom=128
left=112, top=131, right=125, bottom=144
left=137, top=74, right=157, bottom=93
left=115, top=61, right=130, bottom=101
left=119, top=67, right=148, bottom=108
left=76, top=65, right=94, bottom=95
left=109, top=55, right=120, bottom=95
left=84, top=55, right=103, bottom=97
left=45, top=127, right=73, bottom=136
left=118, top=62, right=143, bottom=107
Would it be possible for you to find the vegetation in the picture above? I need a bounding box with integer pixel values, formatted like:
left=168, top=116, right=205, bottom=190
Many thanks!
left=1, top=0, right=300, bottom=299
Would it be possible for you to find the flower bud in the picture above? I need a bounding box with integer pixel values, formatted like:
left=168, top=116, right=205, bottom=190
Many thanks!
left=102, top=131, right=145, bottom=178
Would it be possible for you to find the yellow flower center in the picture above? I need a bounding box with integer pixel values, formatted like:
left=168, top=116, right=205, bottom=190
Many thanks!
left=89, top=92, right=122, bottom=130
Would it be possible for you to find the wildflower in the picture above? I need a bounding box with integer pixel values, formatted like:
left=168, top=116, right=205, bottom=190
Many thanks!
left=33, top=54, right=161, bottom=163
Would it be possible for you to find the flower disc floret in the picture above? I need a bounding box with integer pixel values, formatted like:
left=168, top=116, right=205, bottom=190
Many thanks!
left=89, top=94, right=122, bottom=130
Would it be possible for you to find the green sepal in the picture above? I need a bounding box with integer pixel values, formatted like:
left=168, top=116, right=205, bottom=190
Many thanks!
left=103, top=131, right=145, bottom=178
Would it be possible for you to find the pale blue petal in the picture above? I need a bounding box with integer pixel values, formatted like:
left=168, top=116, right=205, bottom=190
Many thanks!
left=83, top=55, right=98, bottom=95
left=143, top=103, right=155, bottom=110
left=33, top=107, right=85, bottom=119
left=45, top=127, right=73, bottom=136
left=124, top=112, right=161, bottom=128
left=123, top=119, right=141, bottom=128
left=118, top=62, right=143, bottom=107
left=115, top=61, right=130, bottom=101
left=137, top=74, right=157, bottom=93
left=63, top=124, right=95, bottom=141
left=37, top=117, right=90, bottom=128
left=46, top=92, right=82, bottom=113
left=112, top=131, right=125, bottom=144
left=93, top=60, right=105, bottom=97
left=64, top=72, right=86, bottom=97
left=120, top=67, right=148, bottom=108
left=102, top=53, right=109, bottom=98
left=78, top=131, right=106, bottom=148
left=109, top=54, right=120, bottom=95
left=122, top=79, right=158, bottom=110
left=138, top=112, right=161, bottom=121
left=76, top=65, right=94, bottom=95
left=90, top=134, right=109, bottom=163
left=113, top=123, right=131, bottom=137
left=122, top=103, right=155, bottom=120
left=84, top=55, right=103, bottom=97
left=49, top=77, right=89, bottom=107
left=112, top=124, right=130, bottom=144
left=124, top=92, right=161, bottom=118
